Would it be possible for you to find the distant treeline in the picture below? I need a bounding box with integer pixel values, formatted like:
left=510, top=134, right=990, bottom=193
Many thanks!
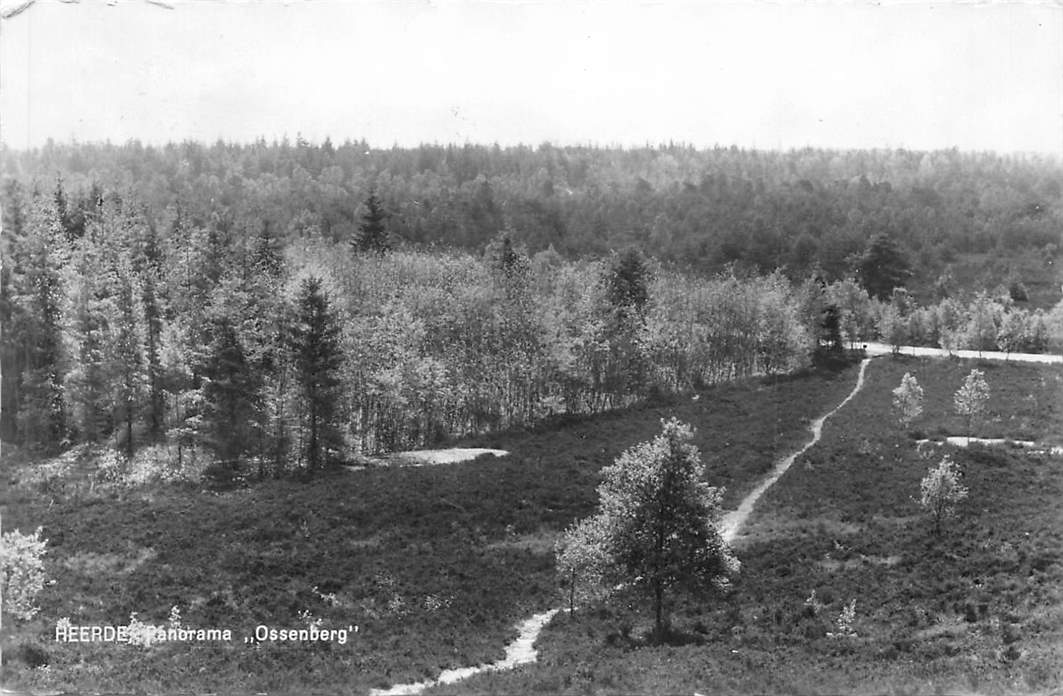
left=3, top=140, right=1061, bottom=286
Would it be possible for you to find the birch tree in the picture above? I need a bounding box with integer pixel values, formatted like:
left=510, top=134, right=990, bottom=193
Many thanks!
left=920, top=455, right=968, bottom=535
left=891, top=372, right=924, bottom=429
left=954, top=369, right=990, bottom=444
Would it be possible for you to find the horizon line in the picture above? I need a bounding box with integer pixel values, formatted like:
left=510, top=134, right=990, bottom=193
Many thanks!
left=2, top=136, right=1061, bottom=161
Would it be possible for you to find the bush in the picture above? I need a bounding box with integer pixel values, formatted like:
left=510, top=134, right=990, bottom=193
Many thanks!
left=919, top=455, right=969, bottom=535
left=1, top=527, right=48, bottom=621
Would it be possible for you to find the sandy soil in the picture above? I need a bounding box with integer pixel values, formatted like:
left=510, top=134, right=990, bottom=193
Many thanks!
left=917, top=436, right=1063, bottom=456
left=344, top=448, right=509, bottom=471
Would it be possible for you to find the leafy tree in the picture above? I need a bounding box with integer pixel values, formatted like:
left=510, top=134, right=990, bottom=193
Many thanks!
left=935, top=298, right=966, bottom=353
left=954, top=368, right=990, bottom=444
left=920, top=455, right=968, bottom=535
left=856, top=233, right=911, bottom=301
left=892, top=372, right=924, bottom=429
left=355, top=190, right=390, bottom=254
left=0, top=527, right=48, bottom=621
left=557, top=418, right=738, bottom=640
left=290, top=276, right=345, bottom=473
left=876, top=304, right=907, bottom=355
left=996, top=310, right=1027, bottom=358
left=1023, top=309, right=1050, bottom=353
left=965, top=292, right=1001, bottom=354
left=826, top=278, right=873, bottom=348
left=555, top=516, right=613, bottom=615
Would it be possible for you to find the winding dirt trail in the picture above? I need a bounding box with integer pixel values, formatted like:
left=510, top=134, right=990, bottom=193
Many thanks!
left=719, top=357, right=871, bottom=543
left=368, top=610, right=559, bottom=696
left=370, top=358, right=872, bottom=695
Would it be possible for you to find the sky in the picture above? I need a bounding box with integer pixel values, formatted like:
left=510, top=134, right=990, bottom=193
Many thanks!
left=1, top=0, right=1061, bottom=155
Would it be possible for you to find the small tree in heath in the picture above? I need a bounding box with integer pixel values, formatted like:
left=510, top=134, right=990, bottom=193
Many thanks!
left=555, top=418, right=738, bottom=641
left=892, top=372, right=924, bottom=430
left=1, top=526, right=48, bottom=621
left=954, top=369, right=990, bottom=445
left=555, top=515, right=613, bottom=615
left=920, top=455, right=968, bottom=535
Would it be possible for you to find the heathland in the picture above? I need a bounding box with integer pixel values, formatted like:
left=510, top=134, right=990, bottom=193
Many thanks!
left=4, top=354, right=1063, bottom=693
left=3, top=142, right=1063, bottom=694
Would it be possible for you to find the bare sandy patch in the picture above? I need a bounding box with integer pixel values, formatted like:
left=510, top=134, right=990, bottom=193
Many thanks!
left=392, top=448, right=509, bottom=465
left=344, top=448, right=509, bottom=471
left=916, top=437, right=1062, bottom=456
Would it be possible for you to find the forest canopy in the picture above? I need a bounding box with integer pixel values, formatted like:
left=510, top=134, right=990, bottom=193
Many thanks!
left=3, top=140, right=1061, bottom=285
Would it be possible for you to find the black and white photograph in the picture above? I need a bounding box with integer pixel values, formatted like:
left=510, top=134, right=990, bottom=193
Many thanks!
left=1, top=1, right=1062, bottom=693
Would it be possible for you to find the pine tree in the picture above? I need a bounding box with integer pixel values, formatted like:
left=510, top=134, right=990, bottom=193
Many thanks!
left=605, top=247, right=650, bottom=314
left=64, top=240, right=112, bottom=443
left=1, top=180, right=28, bottom=442
left=355, top=190, right=390, bottom=254
left=11, top=198, right=68, bottom=450
left=601, top=248, right=651, bottom=401
left=53, top=175, right=76, bottom=243
left=820, top=304, right=843, bottom=352
left=107, top=260, right=147, bottom=459
left=202, top=318, right=257, bottom=472
left=290, top=276, right=345, bottom=473
left=140, top=268, right=165, bottom=440
left=252, top=220, right=285, bottom=278
left=856, top=234, right=911, bottom=301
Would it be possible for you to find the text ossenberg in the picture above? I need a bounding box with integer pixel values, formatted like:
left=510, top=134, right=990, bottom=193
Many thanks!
left=250, top=624, right=357, bottom=645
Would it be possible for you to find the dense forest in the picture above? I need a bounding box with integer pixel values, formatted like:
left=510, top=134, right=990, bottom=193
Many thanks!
left=4, top=140, right=1062, bottom=280
left=2, top=141, right=1062, bottom=477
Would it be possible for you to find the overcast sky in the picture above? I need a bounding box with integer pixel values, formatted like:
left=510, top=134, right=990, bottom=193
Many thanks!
left=1, top=0, right=1061, bottom=154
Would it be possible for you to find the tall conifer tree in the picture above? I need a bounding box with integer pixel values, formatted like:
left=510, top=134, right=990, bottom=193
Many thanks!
left=290, top=276, right=344, bottom=472
left=355, top=190, right=390, bottom=254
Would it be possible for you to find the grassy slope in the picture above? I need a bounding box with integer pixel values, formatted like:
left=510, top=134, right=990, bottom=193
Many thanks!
left=435, top=356, right=1063, bottom=695
left=1, top=358, right=861, bottom=694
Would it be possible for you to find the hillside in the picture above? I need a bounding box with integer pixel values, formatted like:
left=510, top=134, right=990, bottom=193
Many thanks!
left=3, top=358, right=862, bottom=693
left=5, top=353, right=1062, bottom=694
